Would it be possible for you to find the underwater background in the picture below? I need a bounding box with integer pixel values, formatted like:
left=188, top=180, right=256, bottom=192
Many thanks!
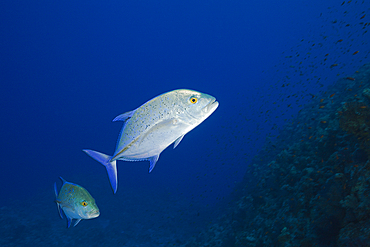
left=0, top=0, right=369, bottom=246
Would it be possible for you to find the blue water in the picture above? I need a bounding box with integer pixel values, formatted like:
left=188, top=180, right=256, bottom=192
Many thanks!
left=0, top=0, right=369, bottom=246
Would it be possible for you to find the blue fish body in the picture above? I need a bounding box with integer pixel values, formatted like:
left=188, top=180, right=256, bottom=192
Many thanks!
left=54, top=177, right=99, bottom=227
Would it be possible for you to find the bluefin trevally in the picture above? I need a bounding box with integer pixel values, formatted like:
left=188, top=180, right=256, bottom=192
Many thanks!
left=54, top=177, right=100, bottom=227
left=83, top=89, right=219, bottom=193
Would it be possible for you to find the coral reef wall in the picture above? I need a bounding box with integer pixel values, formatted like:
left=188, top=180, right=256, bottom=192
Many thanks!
left=183, top=64, right=370, bottom=247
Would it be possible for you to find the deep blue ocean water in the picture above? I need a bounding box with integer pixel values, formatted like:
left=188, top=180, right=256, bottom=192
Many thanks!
left=0, top=0, right=369, bottom=246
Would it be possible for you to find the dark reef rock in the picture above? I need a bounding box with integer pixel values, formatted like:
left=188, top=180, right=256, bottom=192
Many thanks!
left=183, top=63, right=370, bottom=246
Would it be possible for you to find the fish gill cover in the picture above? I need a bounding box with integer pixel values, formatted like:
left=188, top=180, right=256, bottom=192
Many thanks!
left=0, top=0, right=369, bottom=246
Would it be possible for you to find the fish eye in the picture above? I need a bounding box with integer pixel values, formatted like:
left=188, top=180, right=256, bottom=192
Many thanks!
left=81, top=201, right=88, bottom=207
left=189, top=97, right=198, bottom=104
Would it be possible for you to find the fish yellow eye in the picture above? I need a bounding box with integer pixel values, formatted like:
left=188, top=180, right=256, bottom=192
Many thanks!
left=81, top=201, right=88, bottom=207
left=189, top=97, right=198, bottom=104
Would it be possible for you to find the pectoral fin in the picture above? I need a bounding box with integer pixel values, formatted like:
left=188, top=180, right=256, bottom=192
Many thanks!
left=139, top=119, right=175, bottom=146
left=74, top=219, right=82, bottom=227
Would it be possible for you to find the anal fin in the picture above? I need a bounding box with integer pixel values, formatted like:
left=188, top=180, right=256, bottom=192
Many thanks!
left=67, top=216, right=72, bottom=228
left=173, top=134, right=185, bottom=149
left=149, top=154, right=160, bottom=173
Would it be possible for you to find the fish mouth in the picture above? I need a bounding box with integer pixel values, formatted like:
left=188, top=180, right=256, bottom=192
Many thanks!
left=204, top=98, right=219, bottom=114
left=89, top=210, right=100, bottom=218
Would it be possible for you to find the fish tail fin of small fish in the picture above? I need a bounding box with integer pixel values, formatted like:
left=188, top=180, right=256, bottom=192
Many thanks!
left=83, top=149, right=118, bottom=194
left=54, top=182, right=58, bottom=198
left=54, top=182, right=63, bottom=219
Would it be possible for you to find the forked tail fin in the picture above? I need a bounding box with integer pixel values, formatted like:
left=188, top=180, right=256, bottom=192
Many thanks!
left=54, top=182, right=63, bottom=219
left=82, top=149, right=118, bottom=193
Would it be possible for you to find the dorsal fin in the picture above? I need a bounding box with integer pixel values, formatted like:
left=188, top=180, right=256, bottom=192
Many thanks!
left=112, top=110, right=135, bottom=122
left=59, top=177, right=67, bottom=185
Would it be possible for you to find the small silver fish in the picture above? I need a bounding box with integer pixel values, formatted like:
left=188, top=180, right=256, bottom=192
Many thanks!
left=54, top=177, right=100, bottom=227
left=83, top=89, right=219, bottom=193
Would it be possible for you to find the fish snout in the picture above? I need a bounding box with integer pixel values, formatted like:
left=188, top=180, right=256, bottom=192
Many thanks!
left=89, top=209, right=100, bottom=218
left=204, top=98, right=219, bottom=114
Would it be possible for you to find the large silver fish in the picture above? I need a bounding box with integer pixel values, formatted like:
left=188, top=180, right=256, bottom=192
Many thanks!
left=83, top=89, right=219, bottom=193
left=54, top=177, right=100, bottom=227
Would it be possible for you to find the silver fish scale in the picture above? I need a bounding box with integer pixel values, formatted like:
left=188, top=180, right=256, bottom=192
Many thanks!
left=114, top=91, right=186, bottom=159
